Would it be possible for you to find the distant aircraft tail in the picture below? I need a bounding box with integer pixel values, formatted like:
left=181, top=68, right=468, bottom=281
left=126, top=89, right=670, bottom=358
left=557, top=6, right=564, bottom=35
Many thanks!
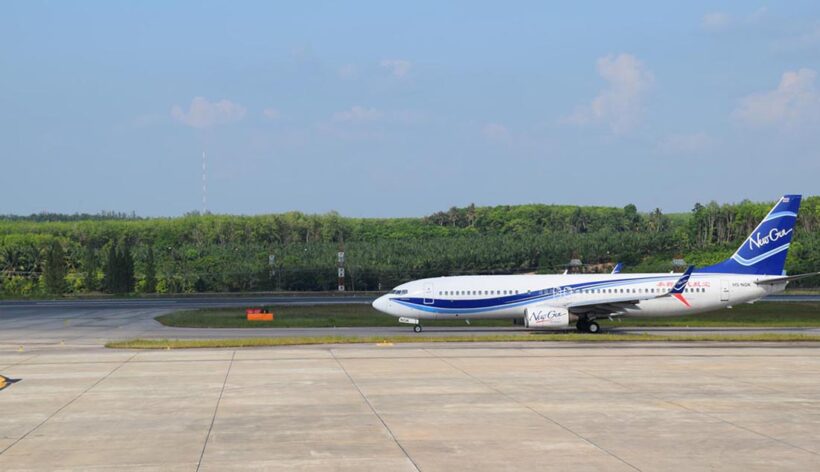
left=611, top=262, right=623, bottom=274
left=698, top=195, right=801, bottom=276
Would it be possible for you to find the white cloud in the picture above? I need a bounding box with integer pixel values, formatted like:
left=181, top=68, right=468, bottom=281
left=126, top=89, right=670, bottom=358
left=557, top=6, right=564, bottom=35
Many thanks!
left=332, top=106, right=383, bottom=122
left=482, top=123, right=510, bottom=140
left=658, top=132, right=714, bottom=155
left=171, top=97, right=246, bottom=128
left=702, top=11, right=731, bottom=31
left=262, top=108, right=281, bottom=120
left=338, top=64, right=358, bottom=80
left=565, top=53, right=654, bottom=134
left=733, top=68, right=820, bottom=127
left=380, top=59, right=412, bottom=78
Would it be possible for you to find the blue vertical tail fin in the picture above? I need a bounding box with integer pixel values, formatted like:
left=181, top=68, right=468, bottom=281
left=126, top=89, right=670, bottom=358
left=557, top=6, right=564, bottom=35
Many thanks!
left=698, top=195, right=801, bottom=275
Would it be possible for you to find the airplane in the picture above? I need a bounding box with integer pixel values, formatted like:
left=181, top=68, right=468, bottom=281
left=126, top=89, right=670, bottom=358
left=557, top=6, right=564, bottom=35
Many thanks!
left=372, top=195, right=818, bottom=333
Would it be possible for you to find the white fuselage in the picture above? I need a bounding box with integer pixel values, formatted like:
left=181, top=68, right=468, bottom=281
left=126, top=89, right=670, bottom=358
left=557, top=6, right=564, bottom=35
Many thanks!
left=372, top=272, right=786, bottom=321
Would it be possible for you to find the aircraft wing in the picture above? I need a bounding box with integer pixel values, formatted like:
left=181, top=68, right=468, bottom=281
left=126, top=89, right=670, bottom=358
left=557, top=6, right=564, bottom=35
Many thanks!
left=568, top=295, right=650, bottom=315
left=755, top=272, right=820, bottom=285
left=568, top=265, right=695, bottom=315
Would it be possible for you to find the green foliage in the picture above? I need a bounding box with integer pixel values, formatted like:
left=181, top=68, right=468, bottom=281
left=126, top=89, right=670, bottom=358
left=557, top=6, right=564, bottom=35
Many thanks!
left=81, top=246, right=99, bottom=292
left=142, top=246, right=157, bottom=293
left=103, top=240, right=135, bottom=294
left=42, top=239, right=66, bottom=294
left=1, top=196, right=819, bottom=296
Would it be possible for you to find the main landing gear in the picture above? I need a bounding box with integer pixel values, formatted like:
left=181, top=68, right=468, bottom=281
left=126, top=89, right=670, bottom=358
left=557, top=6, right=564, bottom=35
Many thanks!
left=576, top=319, right=600, bottom=334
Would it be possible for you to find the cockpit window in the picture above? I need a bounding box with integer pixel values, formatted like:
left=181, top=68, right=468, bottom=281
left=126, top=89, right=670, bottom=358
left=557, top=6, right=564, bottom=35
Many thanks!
left=390, top=289, right=408, bottom=295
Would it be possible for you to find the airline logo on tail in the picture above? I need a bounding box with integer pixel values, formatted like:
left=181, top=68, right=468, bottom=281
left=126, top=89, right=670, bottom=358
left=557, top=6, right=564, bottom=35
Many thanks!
left=748, top=227, right=792, bottom=251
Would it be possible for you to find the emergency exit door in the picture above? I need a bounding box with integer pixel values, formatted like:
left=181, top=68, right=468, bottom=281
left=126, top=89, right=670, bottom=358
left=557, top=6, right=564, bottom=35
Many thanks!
left=423, top=283, right=434, bottom=304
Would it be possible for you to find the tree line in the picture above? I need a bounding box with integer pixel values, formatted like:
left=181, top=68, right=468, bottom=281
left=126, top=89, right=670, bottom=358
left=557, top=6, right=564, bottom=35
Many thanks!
left=1, top=196, right=818, bottom=296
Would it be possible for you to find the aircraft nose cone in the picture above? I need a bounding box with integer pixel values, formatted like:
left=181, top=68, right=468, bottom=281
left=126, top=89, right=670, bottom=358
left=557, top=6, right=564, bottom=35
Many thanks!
left=372, top=295, right=388, bottom=313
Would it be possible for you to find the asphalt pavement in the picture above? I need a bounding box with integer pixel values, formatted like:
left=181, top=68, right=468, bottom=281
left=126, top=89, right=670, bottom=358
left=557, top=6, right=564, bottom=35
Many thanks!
left=1, top=296, right=819, bottom=351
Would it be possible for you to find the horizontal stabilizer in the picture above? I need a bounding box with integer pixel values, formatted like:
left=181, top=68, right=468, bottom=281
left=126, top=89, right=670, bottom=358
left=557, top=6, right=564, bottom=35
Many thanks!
left=755, top=272, right=820, bottom=285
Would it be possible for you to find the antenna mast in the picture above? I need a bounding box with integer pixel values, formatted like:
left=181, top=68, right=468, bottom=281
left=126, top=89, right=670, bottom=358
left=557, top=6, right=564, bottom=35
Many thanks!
left=201, top=151, right=207, bottom=214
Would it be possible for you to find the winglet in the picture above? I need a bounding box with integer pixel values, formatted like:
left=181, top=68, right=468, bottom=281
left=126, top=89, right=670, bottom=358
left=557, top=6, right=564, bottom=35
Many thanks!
left=611, top=262, right=623, bottom=274
left=670, top=265, right=694, bottom=294
left=669, top=265, right=694, bottom=307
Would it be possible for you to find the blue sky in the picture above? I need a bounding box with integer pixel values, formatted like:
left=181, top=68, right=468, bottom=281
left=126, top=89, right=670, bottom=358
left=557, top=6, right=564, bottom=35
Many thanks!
left=2, top=1, right=819, bottom=217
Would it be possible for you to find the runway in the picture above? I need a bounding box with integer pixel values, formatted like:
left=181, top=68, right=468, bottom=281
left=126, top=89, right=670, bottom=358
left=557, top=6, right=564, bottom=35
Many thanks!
left=2, top=296, right=820, bottom=352
left=2, top=305, right=820, bottom=352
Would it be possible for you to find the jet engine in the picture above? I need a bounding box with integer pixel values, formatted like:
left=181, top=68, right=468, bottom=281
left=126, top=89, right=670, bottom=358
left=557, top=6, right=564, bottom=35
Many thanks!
left=523, top=305, right=578, bottom=329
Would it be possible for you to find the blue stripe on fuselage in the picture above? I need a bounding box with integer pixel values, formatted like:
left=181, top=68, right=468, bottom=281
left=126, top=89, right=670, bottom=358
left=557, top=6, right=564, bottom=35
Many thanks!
left=392, top=274, right=680, bottom=314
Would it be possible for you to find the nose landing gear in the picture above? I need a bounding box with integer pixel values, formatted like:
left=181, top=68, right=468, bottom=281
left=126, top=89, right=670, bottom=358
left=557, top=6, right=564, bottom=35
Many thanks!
left=399, top=317, right=423, bottom=333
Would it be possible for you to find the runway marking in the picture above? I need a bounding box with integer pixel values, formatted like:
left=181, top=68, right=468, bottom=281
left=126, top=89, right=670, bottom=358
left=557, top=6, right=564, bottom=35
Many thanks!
left=425, top=348, right=643, bottom=472
left=196, top=350, right=235, bottom=472
left=0, top=352, right=137, bottom=456
left=330, top=349, right=421, bottom=472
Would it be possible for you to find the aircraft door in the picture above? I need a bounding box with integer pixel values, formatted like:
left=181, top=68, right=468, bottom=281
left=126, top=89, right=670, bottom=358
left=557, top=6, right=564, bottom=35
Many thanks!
left=720, top=280, right=730, bottom=302
left=423, top=283, right=435, bottom=305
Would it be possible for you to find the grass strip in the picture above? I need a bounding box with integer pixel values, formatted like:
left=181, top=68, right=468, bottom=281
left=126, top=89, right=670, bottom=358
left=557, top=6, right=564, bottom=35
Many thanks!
left=106, top=333, right=820, bottom=349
